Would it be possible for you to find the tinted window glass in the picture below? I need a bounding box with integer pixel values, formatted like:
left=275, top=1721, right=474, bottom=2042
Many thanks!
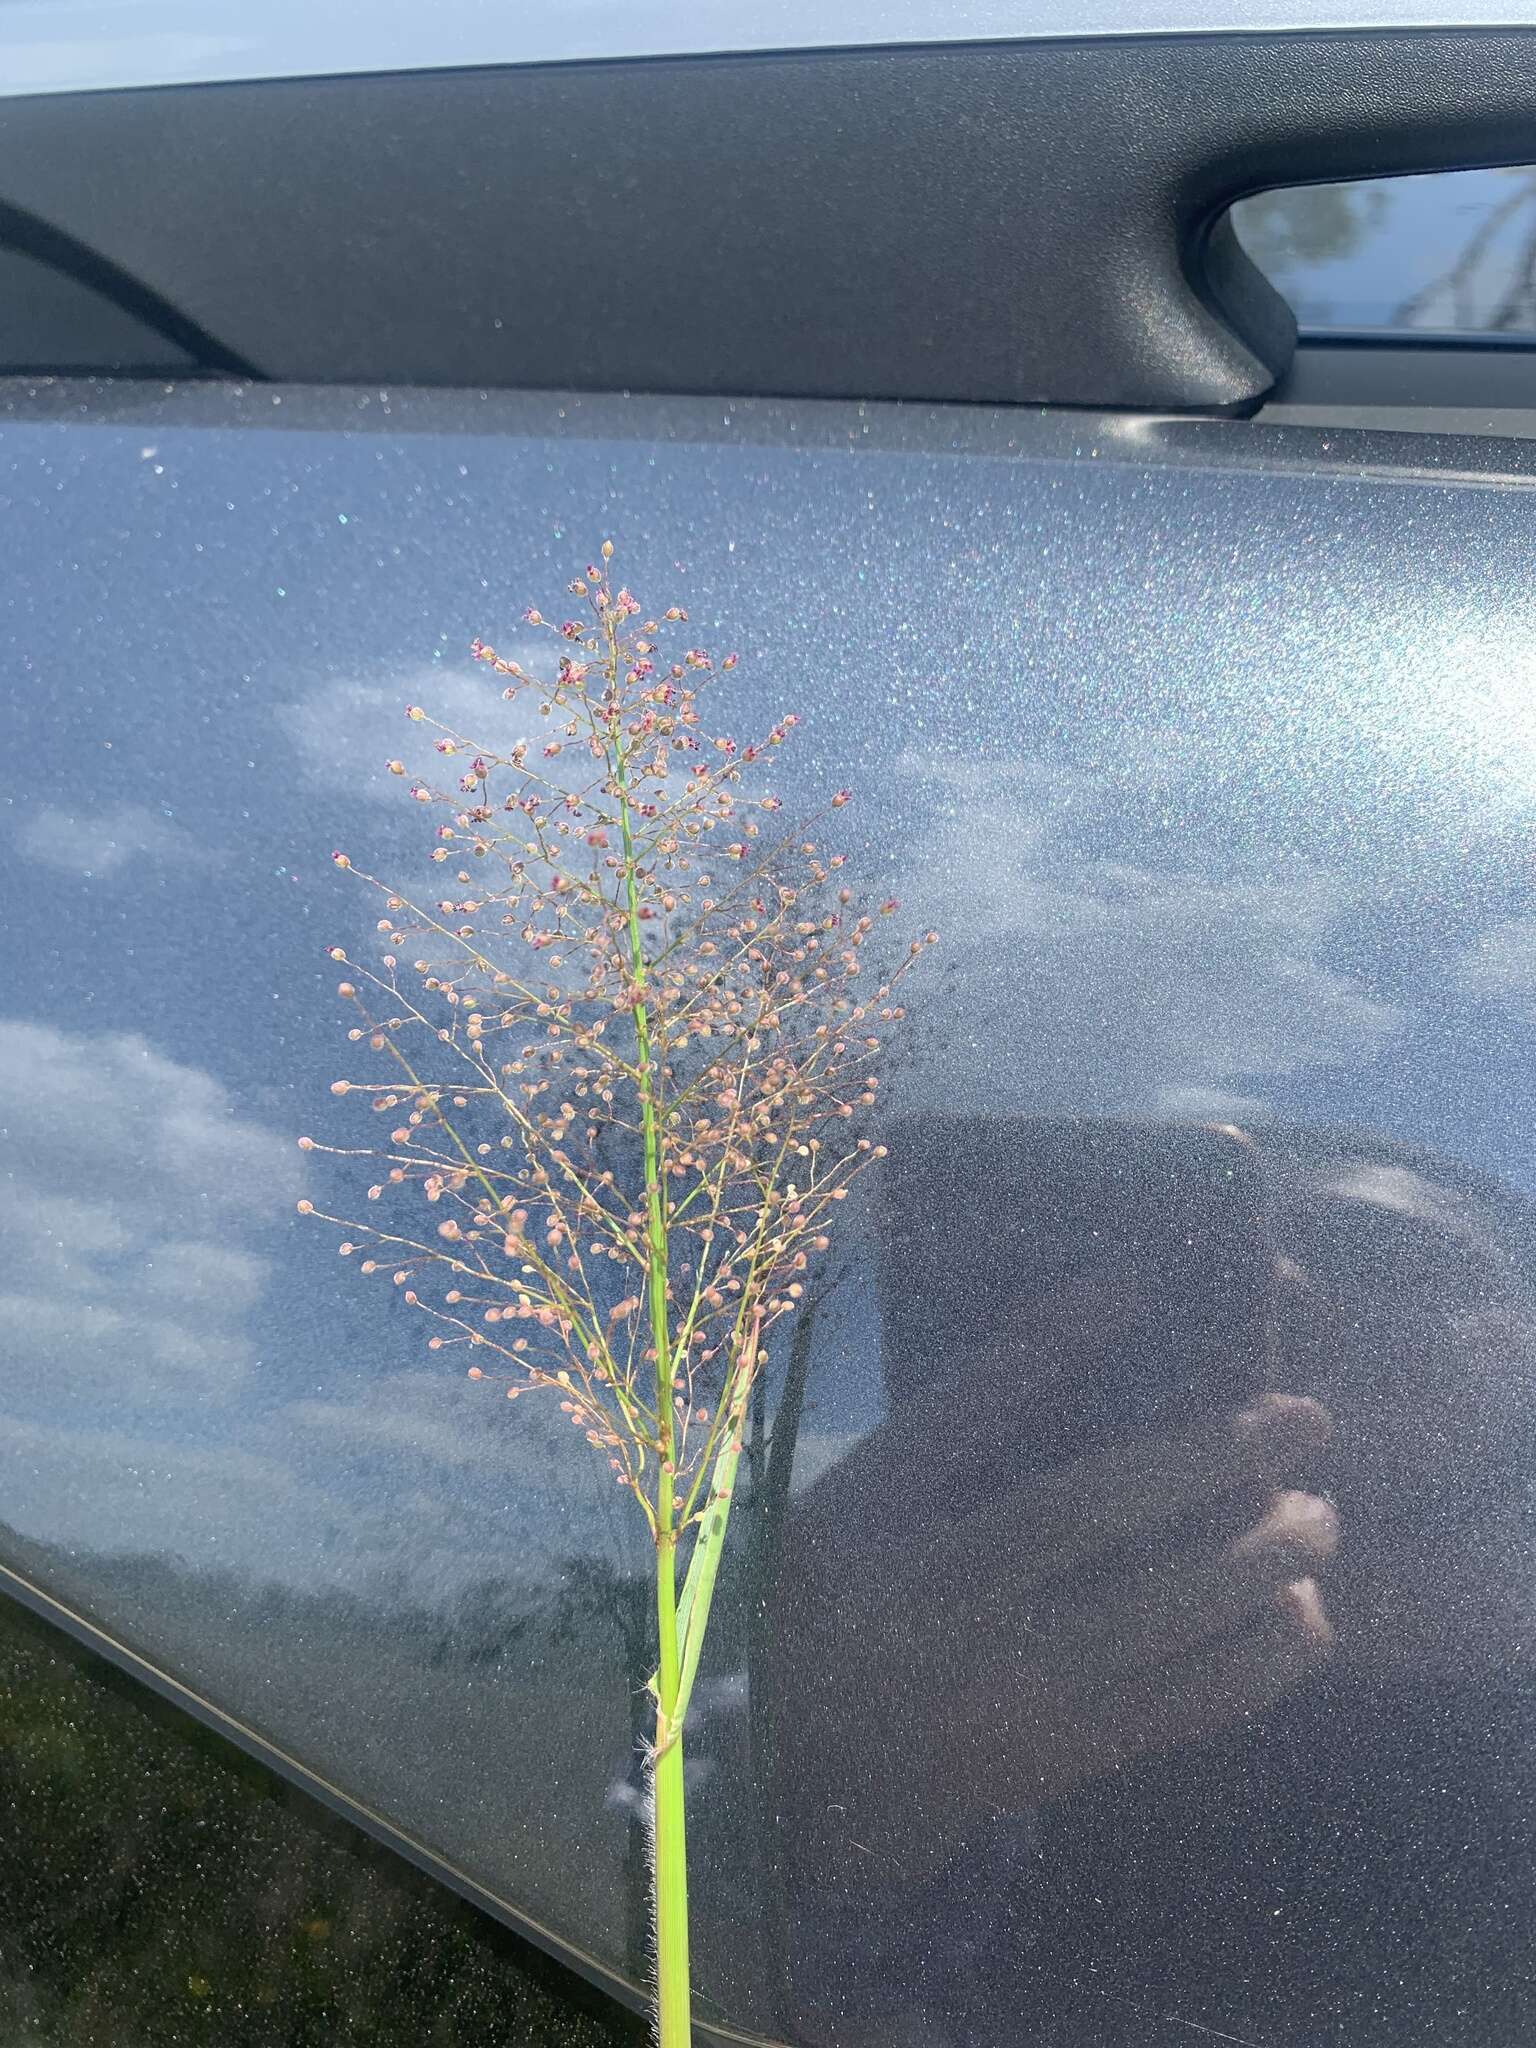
left=1234, top=165, right=1536, bottom=332
left=3, top=379, right=1536, bottom=2044
left=0, top=248, right=196, bottom=374
left=0, top=1587, right=638, bottom=2044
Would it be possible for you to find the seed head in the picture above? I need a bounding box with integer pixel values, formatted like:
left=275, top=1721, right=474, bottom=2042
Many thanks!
left=299, top=548, right=928, bottom=1536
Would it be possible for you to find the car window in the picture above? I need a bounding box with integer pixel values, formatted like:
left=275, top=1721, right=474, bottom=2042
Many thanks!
left=0, top=248, right=196, bottom=375
left=1234, top=165, right=1536, bottom=333
left=4, top=375, right=1536, bottom=2044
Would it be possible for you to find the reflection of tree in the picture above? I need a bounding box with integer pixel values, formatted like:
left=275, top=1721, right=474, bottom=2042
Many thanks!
left=746, top=1276, right=837, bottom=2037
left=0, top=1523, right=667, bottom=2031
left=1234, top=181, right=1387, bottom=278
left=0, top=1583, right=641, bottom=2046
left=1393, top=169, right=1536, bottom=331
left=1238, top=167, right=1536, bottom=334
left=543, top=1552, right=655, bottom=1976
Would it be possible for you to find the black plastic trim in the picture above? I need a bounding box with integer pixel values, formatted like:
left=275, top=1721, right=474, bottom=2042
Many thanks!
left=2, top=31, right=1536, bottom=408
left=1258, top=332, right=1536, bottom=433
left=1297, top=325, right=1536, bottom=352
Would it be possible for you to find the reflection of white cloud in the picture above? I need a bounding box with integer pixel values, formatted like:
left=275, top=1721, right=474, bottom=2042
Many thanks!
left=289, top=1370, right=524, bottom=1474
left=16, top=801, right=198, bottom=877
left=0, top=1022, right=297, bottom=1231
left=0, top=1290, right=254, bottom=1389
left=0, top=1411, right=523, bottom=1599
left=281, top=648, right=549, bottom=803
left=139, top=1241, right=267, bottom=1314
left=1323, top=1163, right=1493, bottom=1249
left=1153, top=1084, right=1272, bottom=1121
left=891, top=752, right=1399, bottom=1114
left=287, top=1369, right=621, bottom=1540
left=1, top=1391, right=582, bottom=1599
left=0, top=1022, right=626, bottom=1590
left=1455, top=916, right=1536, bottom=1001
left=1380, top=623, right=1536, bottom=821
left=0, top=1021, right=298, bottom=1404
left=283, top=656, right=628, bottom=1006
left=787, top=1427, right=864, bottom=1494
left=1, top=1417, right=312, bottom=1562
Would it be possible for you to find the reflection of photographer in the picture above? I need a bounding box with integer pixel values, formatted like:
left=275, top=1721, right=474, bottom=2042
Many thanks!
left=766, top=1119, right=1536, bottom=2045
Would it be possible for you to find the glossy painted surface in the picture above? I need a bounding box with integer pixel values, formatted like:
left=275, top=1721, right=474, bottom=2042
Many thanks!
left=3, top=378, right=1536, bottom=2041
left=4, top=0, right=1536, bottom=99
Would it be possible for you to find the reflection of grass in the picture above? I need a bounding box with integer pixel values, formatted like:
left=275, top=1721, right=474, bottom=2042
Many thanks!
left=0, top=1593, right=643, bottom=2046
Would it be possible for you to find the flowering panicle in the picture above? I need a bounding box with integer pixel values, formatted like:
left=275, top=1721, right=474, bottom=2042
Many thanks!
left=301, top=550, right=934, bottom=1542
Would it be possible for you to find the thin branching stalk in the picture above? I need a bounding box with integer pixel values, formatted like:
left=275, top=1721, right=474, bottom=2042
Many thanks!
left=298, top=545, right=933, bottom=2043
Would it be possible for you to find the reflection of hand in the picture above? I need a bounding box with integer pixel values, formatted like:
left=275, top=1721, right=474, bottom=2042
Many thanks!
left=781, top=1393, right=1338, bottom=1880
left=940, top=1392, right=1338, bottom=1806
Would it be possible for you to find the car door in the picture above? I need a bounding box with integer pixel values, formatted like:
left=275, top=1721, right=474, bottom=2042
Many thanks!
left=4, top=8, right=1536, bottom=2044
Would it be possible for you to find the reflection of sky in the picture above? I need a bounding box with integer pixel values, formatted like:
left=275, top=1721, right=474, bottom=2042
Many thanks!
left=11, top=4, right=1536, bottom=99
left=6, top=381, right=1536, bottom=2006
left=3, top=388, right=1536, bottom=1591
left=0, top=387, right=1535, bottom=1601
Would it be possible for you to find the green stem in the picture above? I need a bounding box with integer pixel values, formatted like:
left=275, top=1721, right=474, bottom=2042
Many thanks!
left=606, top=610, right=691, bottom=2048
left=652, top=1533, right=690, bottom=2048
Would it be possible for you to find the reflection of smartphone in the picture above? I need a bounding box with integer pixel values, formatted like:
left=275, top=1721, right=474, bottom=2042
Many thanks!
left=877, top=1116, right=1278, bottom=1476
